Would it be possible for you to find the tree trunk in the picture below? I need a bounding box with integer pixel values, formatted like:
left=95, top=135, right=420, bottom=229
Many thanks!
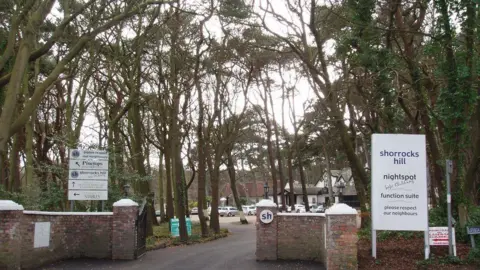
left=287, top=149, right=296, bottom=210
left=9, top=134, right=20, bottom=192
left=165, top=146, right=174, bottom=221
left=227, top=149, right=248, bottom=224
left=270, top=92, right=286, bottom=210
left=323, top=144, right=334, bottom=206
left=158, top=152, right=166, bottom=223
left=196, top=105, right=209, bottom=236
left=206, top=143, right=220, bottom=234
left=298, top=156, right=310, bottom=211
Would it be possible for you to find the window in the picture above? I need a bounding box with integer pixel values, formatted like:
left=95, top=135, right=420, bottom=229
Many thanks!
left=312, top=197, right=316, bottom=204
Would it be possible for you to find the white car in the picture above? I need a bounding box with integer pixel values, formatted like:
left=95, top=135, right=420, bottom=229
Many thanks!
left=219, top=206, right=238, bottom=217
left=294, top=204, right=306, bottom=213
left=242, top=205, right=257, bottom=215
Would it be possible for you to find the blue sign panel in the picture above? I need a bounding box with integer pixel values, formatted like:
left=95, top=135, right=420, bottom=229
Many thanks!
left=170, top=218, right=192, bottom=237
left=467, top=226, right=480, bottom=235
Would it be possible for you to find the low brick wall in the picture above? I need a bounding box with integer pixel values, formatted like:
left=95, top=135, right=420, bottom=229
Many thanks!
left=0, top=199, right=138, bottom=269
left=20, top=212, right=113, bottom=268
left=277, top=213, right=326, bottom=262
left=256, top=201, right=358, bottom=270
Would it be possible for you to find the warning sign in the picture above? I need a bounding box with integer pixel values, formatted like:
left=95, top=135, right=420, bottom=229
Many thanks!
left=429, top=227, right=456, bottom=246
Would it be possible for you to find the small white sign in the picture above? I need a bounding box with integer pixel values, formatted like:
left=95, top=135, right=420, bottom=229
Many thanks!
left=68, top=159, right=108, bottom=170
left=68, top=180, right=108, bottom=190
left=371, top=134, right=428, bottom=231
left=429, top=227, right=456, bottom=246
left=68, top=170, right=108, bottom=181
left=259, top=209, right=274, bottom=224
left=68, top=190, right=108, bottom=200
left=34, top=222, right=50, bottom=248
left=69, top=149, right=108, bottom=160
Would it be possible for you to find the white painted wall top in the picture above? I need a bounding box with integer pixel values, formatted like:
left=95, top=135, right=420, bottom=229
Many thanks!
left=113, top=199, right=138, bottom=207
left=24, top=211, right=113, bottom=216
left=0, top=200, right=24, bottom=211
left=256, top=199, right=277, bottom=207
left=325, top=203, right=358, bottom=215
left=278, top=213, right=326, bottom=217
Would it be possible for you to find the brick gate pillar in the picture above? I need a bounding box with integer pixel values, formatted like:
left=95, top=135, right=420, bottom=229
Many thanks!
left=255, top=199, right=277, bottom=261
left=112, top=199, right=138, bottom=260
left=325, top=203, right=359, bottom=270
left=0, top=200, right=24, bottom=269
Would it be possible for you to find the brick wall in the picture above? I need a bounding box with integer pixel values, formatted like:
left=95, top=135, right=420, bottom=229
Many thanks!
left=277, top=214, right=326, bottom=262
left=326, top=214, right=358, bottom=270
left=256, top=205, right=278, bottom=260
left=255, top=201, right=358, bottom=270
left=0, top=199, right=138, bottom=269
left=0, top=209, right=22, bottom=269
left=20, top=212, right=113, bottom=268
left=112, top=204, right=138, bottom=260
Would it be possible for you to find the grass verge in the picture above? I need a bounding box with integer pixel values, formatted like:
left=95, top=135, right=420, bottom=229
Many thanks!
left=146, top=222, right=229, bottom=251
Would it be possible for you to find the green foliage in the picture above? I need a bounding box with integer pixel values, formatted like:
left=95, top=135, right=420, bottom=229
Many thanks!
left=429, top=205, right=448, bottom=226
left=38, top=182, right=65, bottom=211
left=188, top=201, right=198, bottom=209
left=239, top=197, right=247, bottom=206
left=0, top=184, right=26, bottom=205
left=219, top=0, right=250, bottom=20
left=468, top=247, right=480, bottom=263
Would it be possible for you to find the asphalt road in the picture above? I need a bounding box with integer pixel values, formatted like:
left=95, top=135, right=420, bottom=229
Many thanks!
left=41, top=216, right=324, bottom=270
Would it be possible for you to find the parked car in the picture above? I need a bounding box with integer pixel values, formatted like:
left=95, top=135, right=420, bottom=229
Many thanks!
left=242, top=205, right=257, bottom=215
left=190, top=207, right=198, bottom=215
left=309, top=205, right=325, bottom=213
left=294, top=204, right=306, bottom=213
left=219, top=206, right=238, bottom=217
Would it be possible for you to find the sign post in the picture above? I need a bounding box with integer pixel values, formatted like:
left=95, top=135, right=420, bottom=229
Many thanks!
left=68, top=149, right=109, bottom=202
left=467, top=226, right=480, bottom=248
left=446, top=160, right=454, bottom=256
left=371, top=134, right=429, bottom=259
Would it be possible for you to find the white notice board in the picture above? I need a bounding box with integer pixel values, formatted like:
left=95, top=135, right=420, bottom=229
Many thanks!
left=34, top=222, right=51, bottom=248
left=371, top=134, right=428, bottom=231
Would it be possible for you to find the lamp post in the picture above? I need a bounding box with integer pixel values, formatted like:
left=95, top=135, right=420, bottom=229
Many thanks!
left=264, top=182, right=269, bottom=199
left=335, top=182, right=345, bottom=203
left=123, top=184, right=131, bottom=198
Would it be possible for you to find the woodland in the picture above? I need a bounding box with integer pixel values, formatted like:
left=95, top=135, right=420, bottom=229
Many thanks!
left=0, top=0, right=479, bottom=242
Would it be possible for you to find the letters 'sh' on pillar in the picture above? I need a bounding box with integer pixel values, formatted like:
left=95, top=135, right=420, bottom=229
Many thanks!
left=255, top=199, right=278, bottom=261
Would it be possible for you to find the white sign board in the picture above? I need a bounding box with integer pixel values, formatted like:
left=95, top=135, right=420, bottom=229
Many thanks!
left=70, top=149, right=108, bottom=160
left=429, top=227, right=456, bottom=246
left=68, top=159, right=108, bottom=170
left=259, top=209, right=274, bottom=224
left=68, top=190, right=108, bottom=200
left=68, top=180, right=108, bottom=190
left=69, top=170, right=108, bottom=180
left=68, top=149, right=108, bottom=201
left=34, top=222, right=50, bottom=248
left=371, top=134, right=428, bottom=231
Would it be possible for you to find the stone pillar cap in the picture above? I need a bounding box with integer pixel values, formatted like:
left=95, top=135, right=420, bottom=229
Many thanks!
left=256, top=199, right=277, bottom=207
left=0, top=200, right=24, bottom=211
left=113, top=199, right=138, bottom=207
left=325, top=203, right=357, bottom=215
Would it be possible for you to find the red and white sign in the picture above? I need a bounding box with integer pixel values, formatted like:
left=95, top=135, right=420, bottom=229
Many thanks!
left=429, top=227, right=456, bottom=246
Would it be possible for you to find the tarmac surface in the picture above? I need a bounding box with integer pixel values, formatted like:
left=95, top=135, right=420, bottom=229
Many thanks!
left=41, top=215, right=325, bottom=270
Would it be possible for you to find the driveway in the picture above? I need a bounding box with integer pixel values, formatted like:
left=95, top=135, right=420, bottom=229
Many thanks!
left=42, top=216, right=324, bottom=270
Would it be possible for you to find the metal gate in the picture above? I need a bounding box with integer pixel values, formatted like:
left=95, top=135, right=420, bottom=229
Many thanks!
left=135, top=199, right=147, bottom=258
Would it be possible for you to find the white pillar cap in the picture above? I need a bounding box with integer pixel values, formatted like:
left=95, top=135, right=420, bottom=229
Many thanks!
left=325, top=203, right=357, bottom=215
left=113, top=199, right=138, bottom=207
left=0, top=200, right=24, bottom=211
